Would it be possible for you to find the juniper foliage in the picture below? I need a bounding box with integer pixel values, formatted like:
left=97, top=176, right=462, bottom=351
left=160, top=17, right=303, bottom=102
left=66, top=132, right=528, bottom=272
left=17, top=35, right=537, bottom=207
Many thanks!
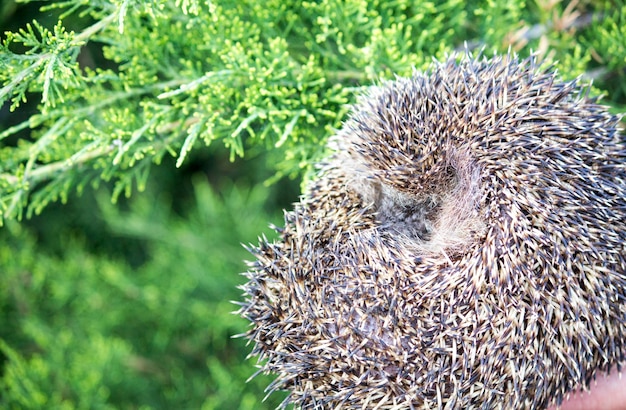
left=1, top=0, right=623, bottom=224
left=0, top=176, right=288, bottom=409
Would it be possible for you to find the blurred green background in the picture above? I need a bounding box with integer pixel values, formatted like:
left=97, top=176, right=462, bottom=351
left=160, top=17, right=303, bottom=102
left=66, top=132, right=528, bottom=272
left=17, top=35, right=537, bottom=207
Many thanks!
left=0, top=2, right=298, bottom=408
left=1, top=0, right=624, bottom=409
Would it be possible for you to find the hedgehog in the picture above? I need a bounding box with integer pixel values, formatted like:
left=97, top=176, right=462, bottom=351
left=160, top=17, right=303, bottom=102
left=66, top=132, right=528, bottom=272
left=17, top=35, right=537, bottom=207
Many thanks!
left=238, top=52, right=626, bottom=409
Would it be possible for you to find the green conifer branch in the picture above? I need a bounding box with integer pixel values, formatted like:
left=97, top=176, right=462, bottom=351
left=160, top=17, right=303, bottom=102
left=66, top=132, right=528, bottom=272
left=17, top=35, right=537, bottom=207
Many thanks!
left=0, top=0, right=624, bottom=225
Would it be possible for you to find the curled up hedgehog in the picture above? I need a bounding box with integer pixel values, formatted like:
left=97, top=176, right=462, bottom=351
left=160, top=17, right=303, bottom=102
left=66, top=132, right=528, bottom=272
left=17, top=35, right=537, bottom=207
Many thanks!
left=237, top=53, right=626, bottom=409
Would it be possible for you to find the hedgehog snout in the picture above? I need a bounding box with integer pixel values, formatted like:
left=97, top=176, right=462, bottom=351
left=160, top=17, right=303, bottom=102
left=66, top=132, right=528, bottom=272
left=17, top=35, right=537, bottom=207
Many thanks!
left=372, top=182, right=440, bottom=241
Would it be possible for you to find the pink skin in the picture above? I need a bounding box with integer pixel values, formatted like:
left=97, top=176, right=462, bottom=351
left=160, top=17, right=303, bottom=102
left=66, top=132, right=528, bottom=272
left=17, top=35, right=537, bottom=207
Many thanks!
left=546, top=366, right=626, bottom=410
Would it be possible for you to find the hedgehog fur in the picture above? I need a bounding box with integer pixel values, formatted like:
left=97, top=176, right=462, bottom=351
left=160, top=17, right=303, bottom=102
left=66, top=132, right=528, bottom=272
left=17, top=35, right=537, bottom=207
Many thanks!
left=238, top=53, right=626, bottom=409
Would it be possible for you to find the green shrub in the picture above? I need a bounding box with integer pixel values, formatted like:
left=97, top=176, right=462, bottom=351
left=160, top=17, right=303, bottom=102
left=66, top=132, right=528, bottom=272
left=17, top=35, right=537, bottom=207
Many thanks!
left=0, top=177, right=287, bottom=409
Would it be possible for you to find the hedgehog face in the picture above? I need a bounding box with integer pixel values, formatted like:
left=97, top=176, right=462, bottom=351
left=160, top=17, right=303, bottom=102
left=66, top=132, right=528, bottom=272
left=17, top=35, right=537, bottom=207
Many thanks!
left=239, top=53, right=626, bottom=410
left=347, top=141, right=485, bottom=255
